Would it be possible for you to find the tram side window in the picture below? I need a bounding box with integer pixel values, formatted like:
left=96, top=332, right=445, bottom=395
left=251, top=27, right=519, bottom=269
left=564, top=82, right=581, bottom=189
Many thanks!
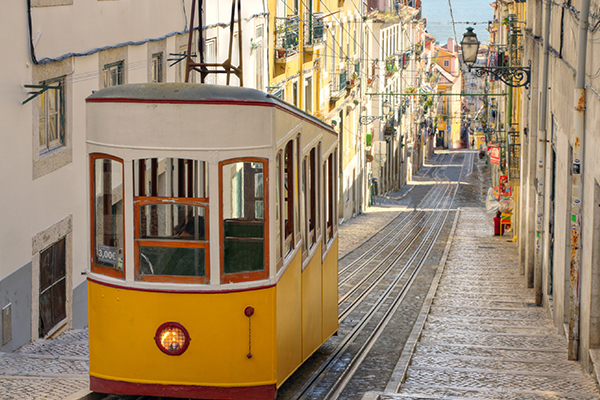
left=91, top=155, right=124, bottom=278
left=275, top=153, right=283, bottom=269
left=306, top=147, right=317, bottom=248
left=133, top=158, right=209, bottom=283
left=324, top=152, right=335, bottom=245
left=284, top=141, right=294, bottom=256
left=221, top=159, right=269, bottom=283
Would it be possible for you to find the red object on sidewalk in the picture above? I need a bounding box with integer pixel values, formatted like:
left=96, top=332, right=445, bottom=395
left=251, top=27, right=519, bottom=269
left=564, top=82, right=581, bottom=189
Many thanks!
left=494, top=217, right=501, bottom=235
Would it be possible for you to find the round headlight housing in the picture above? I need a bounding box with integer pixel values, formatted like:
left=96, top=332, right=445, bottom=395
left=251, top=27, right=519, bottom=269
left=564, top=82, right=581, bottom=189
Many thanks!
left=154, top=322, right=191, bottom=356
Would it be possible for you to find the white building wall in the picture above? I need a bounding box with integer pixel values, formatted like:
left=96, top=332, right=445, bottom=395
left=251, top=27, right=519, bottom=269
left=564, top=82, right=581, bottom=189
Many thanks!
left=0, top=0, right=267, bottom=350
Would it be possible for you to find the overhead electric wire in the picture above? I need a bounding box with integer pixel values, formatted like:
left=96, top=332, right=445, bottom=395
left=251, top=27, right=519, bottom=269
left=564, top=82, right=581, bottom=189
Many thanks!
left=446, top=0, right=459, bottom=50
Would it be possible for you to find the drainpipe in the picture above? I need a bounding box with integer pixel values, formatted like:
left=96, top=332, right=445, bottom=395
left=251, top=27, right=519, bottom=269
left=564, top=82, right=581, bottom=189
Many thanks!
left=533, top=0, right=551, bottom=304
left=568, top=0, right=590, bottom=361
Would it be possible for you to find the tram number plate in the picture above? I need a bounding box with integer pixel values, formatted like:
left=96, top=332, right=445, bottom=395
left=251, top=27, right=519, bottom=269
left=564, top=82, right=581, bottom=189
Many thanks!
left=97, top=245, right=117, bottom=265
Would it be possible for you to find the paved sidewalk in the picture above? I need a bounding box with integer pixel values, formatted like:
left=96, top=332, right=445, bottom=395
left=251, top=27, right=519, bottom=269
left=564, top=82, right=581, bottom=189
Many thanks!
left=373, top=207, right=600, bottom=400
left=0, top=329, right=90, bottom=399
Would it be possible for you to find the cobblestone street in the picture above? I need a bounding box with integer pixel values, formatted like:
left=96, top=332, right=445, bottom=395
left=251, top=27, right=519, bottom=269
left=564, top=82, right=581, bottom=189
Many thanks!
left=0, top=329, right=89, bottom=399
left=372, top=206, right=600, bottom=400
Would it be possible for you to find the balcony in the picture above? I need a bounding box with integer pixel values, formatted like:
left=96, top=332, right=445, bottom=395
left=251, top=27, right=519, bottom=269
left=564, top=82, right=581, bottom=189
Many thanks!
left=330, top=70, right=347, bottom=101
left=304, top=12, right=325, bottom=50
left=275, top=16, right=300, bottom=62
left=345, top=61, right=360, bottom=88
left=385, top=57, right=398, bottom=78
left=508, top=131, right=520, bottom=182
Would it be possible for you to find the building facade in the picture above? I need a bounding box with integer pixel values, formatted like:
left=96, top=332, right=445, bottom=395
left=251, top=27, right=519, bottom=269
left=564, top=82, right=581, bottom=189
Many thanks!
left=518, top=0, right=600, bottom=373
left=0, top=0, right=268, bottom=351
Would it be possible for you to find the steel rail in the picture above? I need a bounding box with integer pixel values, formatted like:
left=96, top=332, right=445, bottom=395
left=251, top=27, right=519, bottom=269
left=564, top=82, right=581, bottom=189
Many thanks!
left=337, top=153, right=447, bottom=273
left=325, top=156, right=464, bottom=400
left=290, top=153, right=464, bottom=400
left=337, top=179, right=453, bottom=318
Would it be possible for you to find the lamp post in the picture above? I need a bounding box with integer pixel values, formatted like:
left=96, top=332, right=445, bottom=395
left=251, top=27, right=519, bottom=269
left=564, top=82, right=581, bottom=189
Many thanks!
left=359, top=100, right=392, bottom=125
left=461, top=27, right=531, bottom=89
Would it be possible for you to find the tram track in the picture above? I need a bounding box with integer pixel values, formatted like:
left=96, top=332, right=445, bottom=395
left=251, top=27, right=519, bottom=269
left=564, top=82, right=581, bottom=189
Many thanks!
left=338, top=153, right=455, bottom=306
left=287, top=152, right=466, bottom=400
left=337, top=177, right=454, bottom=320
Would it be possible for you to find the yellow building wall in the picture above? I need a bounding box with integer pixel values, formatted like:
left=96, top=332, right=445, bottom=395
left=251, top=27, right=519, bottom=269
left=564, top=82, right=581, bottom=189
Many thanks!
left=88, top=280, right=277, bottom=387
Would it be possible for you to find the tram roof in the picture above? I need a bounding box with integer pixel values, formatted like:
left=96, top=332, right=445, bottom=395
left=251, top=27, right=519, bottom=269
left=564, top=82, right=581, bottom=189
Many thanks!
left=87, top=83, right=337, bottom=135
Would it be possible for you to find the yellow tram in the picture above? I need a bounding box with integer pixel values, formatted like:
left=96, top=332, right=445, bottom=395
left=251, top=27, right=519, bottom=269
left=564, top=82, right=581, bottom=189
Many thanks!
left=86, top=83, right=339, bottom=399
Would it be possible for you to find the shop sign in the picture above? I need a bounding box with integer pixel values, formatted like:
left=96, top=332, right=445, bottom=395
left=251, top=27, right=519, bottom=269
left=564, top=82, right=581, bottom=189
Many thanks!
left=489, top=146, right=500, bottom=165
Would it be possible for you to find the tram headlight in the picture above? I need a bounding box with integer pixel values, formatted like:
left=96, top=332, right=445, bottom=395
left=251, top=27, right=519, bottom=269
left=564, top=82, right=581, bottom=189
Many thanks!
left=154, top=322, right=191, bottom=356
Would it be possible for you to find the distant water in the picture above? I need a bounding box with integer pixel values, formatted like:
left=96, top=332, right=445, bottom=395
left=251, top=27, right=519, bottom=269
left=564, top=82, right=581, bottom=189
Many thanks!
left=421, top=0, right=493, bottom=45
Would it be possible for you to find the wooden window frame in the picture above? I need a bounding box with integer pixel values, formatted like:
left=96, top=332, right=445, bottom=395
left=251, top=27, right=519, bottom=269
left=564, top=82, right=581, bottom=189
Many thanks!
left=103, top=61, right=124, bottom=88
left=38, top=76, right=66, bottom=154
left=284, top=141, right=295, bottom=255
left=308, top=147, right=317, bottom=247
left=39, top=237, right=67, bottom=338
left=275, top=152, right=284, bottom=272
left=133, top=197, right=210, bottom=284
left=90, top=153, right=125, bottom=280
left=219, top=157, right=270, bottom=284
left=151, top=53, right=163, bottom=83
left=323, top=151, right=335, bottom=246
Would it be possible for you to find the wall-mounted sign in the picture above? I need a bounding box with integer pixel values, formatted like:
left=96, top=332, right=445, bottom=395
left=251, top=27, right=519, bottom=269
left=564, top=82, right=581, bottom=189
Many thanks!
left=489, top=146, right=500, bottom=165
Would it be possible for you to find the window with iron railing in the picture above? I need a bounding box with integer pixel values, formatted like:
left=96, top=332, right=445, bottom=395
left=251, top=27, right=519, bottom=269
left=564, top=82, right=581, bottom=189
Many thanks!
left=275, top=16, right=300, bottom=59
left=304, top=12, right=324, bottom=47
left=508, top=132, right=520, bottom=181
left=332, top=69, right=347, bottom=93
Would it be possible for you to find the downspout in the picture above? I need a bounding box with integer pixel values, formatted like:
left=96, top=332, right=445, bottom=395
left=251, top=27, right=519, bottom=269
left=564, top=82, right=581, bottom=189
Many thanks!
left=568, top=0, right=590, bottom=361
left=533, top=0, right=551, bottom=304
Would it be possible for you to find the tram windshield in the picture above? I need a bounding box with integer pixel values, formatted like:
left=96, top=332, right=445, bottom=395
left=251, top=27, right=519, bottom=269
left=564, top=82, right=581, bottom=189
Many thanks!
left=133, top=158, right=209, bottom=283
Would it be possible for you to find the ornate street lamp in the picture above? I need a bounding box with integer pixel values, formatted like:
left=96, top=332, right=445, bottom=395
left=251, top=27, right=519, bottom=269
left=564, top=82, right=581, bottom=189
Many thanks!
left=461, top=27, right=531, bottom=89
left=359, top=100, right=393, bottom=125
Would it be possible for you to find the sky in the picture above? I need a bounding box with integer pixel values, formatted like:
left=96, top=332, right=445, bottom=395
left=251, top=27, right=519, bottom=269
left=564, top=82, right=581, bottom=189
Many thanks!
left=421, top=0, right=494, bottom=45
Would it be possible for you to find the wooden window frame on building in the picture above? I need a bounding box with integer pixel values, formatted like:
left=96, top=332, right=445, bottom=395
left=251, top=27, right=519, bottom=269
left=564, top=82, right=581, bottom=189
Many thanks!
left=205, top=38, right=217, bottom=84
left=31, top=215, right=73, bottom=340
left=38, top=76, right=65, bottom=155
left=103, top=61, right=124, bottom=87
left=304, top=76, right=313, bottom=113
left=293, top=81, right=299, bottom=107
left=39, top=238, right=67, bottom=338
left=151, top=53, right=163, bottom=83
left=255, top=24, right=265, bottom=91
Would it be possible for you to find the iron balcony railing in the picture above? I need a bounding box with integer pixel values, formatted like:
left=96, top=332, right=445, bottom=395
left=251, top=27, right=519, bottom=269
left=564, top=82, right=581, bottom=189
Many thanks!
left=333, top=69, right=347, bottom=93
left=304, top=12, right=324, bottom=47
left=508, top=132, right=520, bottom=181
left=275, top=16, right=300, bottom=59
